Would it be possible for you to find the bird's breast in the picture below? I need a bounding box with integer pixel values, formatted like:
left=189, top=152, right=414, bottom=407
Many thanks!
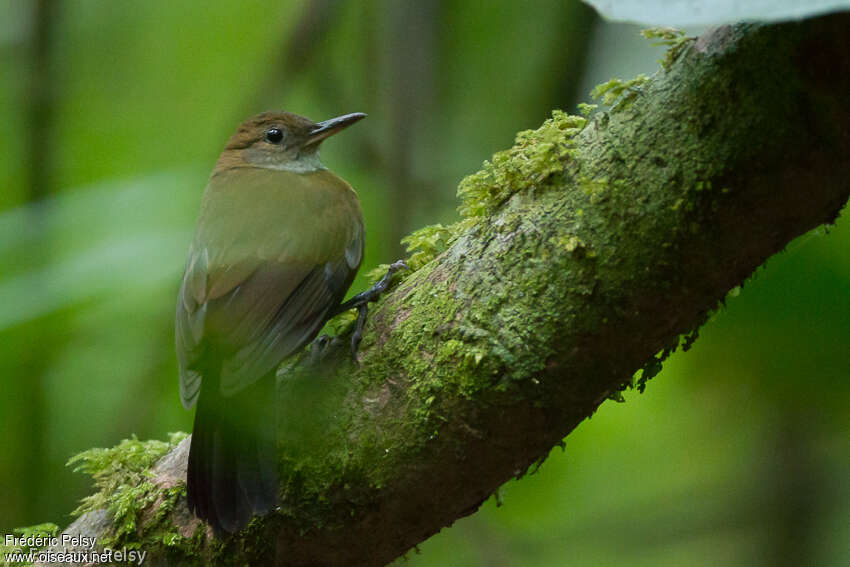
left=197, top=167, right=363, bottom=267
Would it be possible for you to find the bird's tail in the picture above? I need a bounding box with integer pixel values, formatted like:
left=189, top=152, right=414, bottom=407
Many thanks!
left=187, top=368, right=278, bottom=535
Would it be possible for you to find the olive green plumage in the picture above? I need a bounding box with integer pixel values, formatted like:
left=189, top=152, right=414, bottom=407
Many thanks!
left=176, top=111, right=365, bottom=534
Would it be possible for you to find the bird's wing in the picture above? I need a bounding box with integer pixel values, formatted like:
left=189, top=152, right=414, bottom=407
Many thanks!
left=176, top=169, right=364, bottom=408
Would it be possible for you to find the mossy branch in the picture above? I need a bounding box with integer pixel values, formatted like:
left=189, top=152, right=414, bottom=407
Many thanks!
left=38, top=14, right=850, bottom=567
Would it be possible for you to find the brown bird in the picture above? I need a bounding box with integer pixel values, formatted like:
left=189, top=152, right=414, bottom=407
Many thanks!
left=176, top=110, right=368, bottom=534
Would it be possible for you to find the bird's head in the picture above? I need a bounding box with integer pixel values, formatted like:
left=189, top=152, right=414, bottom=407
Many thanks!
left=215, top=111, right=366, bottom=174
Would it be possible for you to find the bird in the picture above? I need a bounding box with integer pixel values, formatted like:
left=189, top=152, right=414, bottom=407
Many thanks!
left=175, top=110, right=368, bottom=535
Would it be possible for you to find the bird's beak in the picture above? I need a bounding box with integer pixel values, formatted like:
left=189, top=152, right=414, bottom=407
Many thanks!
left=306, top=112, right=366, bottom=147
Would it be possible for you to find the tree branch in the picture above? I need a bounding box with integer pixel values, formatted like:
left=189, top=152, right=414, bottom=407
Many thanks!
left=43, top=14, right=850, bottom=567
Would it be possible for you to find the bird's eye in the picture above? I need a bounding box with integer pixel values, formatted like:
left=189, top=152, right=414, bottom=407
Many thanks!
left=265, top=128, right=284, bottom=144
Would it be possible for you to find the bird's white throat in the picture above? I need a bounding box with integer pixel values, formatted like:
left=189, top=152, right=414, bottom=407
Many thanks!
left=247, top=149, right=326, bottom=173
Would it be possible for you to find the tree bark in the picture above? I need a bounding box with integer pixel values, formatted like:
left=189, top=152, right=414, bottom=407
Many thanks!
left=44, top=14, right=850, bottom=567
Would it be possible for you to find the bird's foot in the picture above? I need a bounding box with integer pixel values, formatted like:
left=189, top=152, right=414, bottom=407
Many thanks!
left=332, top=260, right=408, bottom=361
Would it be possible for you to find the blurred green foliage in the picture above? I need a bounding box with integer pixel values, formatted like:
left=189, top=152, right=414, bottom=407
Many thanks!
left=1, top=2, right=847, bottom=566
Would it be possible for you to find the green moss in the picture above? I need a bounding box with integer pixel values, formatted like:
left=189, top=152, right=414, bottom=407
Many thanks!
left=590, top=75, right=650, bottom=109
left=68, top=432, right=189, bottom=548
left=324, top=306, right=358, bottom=336
left=385, top=110, right=588, bottom=280
left=549, top=234, right=585, bottom=254
left=14, top=523, right=60, bottom=539
left=641, top=27, right=694, bottom=70
left=577, top=102, right=598, bottom=117
left=458, top=110, right=587, bottom=219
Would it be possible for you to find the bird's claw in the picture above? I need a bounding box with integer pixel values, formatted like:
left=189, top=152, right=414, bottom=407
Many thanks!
left=332, top=259, right=409, bottom=363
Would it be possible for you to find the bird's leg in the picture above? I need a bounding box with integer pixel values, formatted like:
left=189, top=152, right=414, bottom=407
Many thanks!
left=349, top=304, right=369, bottom=359
left=332, top=260, right=409, bottom=315
left=331, top=260, right=408, bottom=359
